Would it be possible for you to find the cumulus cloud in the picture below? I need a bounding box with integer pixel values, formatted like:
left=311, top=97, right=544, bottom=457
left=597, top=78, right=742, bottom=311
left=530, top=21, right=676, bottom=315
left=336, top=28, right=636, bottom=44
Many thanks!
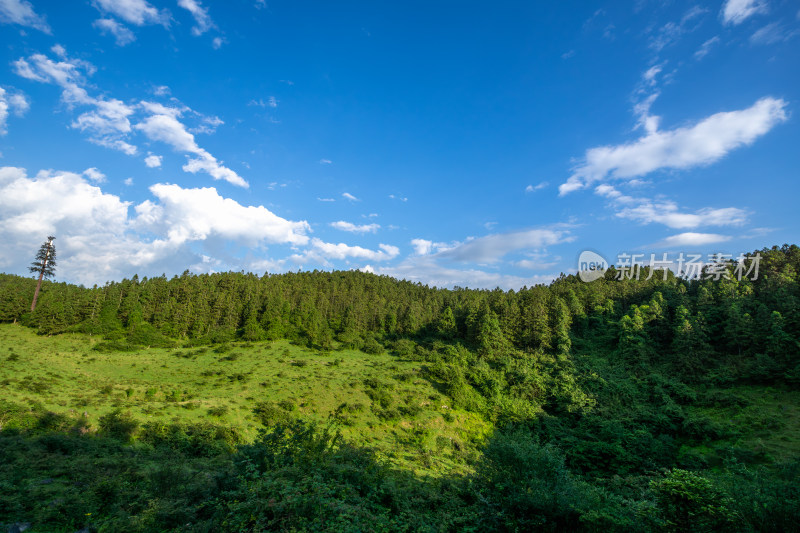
left=92, top=0, right=168, bottom=26
left=437, top=228, right=572, bottom=264
left=0, top=87, right=29, bottom=135
left=0, top=167, right=149, bottom=283
left=330, top=221, right=380, bottom=234
left=721, top=0, right=767, bottom=25
left=82, top=167, right=106, bottom=183
left=0, top=166, right=311, bottom=284
left=0, top=0, right=50, bottom=32
left=93, top=18, right=136, bottom=45
left=559, top=97, right=788, bottom=195
left=411, top=238, right=434, bottom=255
left=305, top=239, right=399, bottom=262
left=139, top=184, right=309, bottom=246
left=144, top=154, right=162, bottom=168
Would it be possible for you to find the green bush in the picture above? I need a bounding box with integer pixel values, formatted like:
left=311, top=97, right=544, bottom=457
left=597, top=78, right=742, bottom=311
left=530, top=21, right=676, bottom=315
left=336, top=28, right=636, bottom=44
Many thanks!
left=98, top=410, right=139, bottom=442
left=471, top=428, right=595, bottom=531
left=361, top=336, right=384, bottom=355
left=649, top=468, right=738, bottom=532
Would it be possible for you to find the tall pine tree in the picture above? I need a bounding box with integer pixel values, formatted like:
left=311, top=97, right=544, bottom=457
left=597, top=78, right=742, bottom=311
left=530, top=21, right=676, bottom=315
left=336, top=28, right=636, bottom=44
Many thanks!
left=28, top=236, right=56, bottom=312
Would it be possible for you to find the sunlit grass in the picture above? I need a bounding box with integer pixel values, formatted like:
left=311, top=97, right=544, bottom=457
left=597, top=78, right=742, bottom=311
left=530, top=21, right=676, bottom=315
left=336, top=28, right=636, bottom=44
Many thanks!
left=0, top=323, right=490, bottom=476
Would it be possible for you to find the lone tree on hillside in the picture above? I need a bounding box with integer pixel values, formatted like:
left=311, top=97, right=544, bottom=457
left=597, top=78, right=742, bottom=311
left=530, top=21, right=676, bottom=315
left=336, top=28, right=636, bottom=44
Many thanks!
left=29, top=236, right=56, bottom=312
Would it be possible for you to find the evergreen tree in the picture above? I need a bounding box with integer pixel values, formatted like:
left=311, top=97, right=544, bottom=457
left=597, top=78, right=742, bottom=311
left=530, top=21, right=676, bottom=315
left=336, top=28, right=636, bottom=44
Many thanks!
left=28, top=236, right=56, bottom=312
left=436, top=306, right=457, bottom=339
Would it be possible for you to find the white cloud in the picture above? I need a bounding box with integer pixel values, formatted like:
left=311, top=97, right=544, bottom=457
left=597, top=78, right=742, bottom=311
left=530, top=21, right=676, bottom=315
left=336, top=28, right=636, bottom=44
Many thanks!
left=0, top=166, right=316, bottom=284
left=525, top=182, right=548, bottom=193
left=317, top=197, right=335, bottom=202
left=750, top=22, right=798, bottom=45
left=124, top=177, right=134, bottom=186
left=304, top=238, right=399, bottom=262
left=721, top=0, right=767, bottom=25
left=14, top=51, right=138, bottom=155
left=190, top=114, right=224, bottom=135
left=437, top=228, right=572, bottom=264
left=695, top=36, right=720, bottom=59
left=249, top=97, right=278, bottom=108
left=0, top=0, right=50, bottom=32
left=139, top=183, right=309, bottom=246
left=633, top=92, right=661, bottom=135
left=212, top=37, right=223, bottom=49
left=411, top=238, right=433, bottom=256
left=514, top=257, right=559, bottom=270
left=654, top=232, right=732, bottom=247
left=642, top=65, right=662, bottom=86
left=134, top=111, right=247, bottom=187
left=560, top=97, right=788, bottom=195
left=369, top=256, right=557, bottom=290
left=73, top=99, right=138, bottom=155
left=649, top=6, right=707, bottom=51
left=319, top=158, right=332, bottom=164
left=83, top=167, right=106, bottom=183
left=92, top=0, right=168, bottom=26
left=93, top=18, right=136, bottom=45
left=595, top=184, right=749, bottom=229
left=617, top=202, right=747, bottom=229
left=342, top=192, right=359, bottom=201
left=330, top=221, right=380, bottom=234
left=178, top=0, right=214, bottom=35
left=0, top=87, right=29, bottom=135
left=0, top=167, right=146, bottom=283
left=153, top=85, right=170, bottom=96
left=144, top=154, right=162, bottom=167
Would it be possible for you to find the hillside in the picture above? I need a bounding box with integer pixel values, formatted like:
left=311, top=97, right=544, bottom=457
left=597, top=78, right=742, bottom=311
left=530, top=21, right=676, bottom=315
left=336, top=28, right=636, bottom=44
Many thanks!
left=1, top=244, right=799, bottom=531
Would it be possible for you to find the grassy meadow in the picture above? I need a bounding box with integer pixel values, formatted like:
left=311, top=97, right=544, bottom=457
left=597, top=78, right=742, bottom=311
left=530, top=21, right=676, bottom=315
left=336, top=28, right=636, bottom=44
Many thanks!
left=0, top=323, right=490, bottom=476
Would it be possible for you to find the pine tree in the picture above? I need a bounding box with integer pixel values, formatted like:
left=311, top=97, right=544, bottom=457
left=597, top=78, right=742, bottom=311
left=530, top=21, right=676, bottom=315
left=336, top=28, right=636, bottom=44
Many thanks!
left=28, top=236, right=56, bottom=312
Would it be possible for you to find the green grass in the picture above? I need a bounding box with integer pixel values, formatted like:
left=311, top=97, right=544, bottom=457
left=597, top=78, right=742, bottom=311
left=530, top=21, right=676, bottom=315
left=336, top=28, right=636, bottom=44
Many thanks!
left=686, top=385, right=800, bottom=465
left=0, top=323, right=490, bottom=476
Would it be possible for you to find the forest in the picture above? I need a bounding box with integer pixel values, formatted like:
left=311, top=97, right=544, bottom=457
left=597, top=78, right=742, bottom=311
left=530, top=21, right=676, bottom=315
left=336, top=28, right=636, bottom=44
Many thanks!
left=0, top=244, right=799, bottom=532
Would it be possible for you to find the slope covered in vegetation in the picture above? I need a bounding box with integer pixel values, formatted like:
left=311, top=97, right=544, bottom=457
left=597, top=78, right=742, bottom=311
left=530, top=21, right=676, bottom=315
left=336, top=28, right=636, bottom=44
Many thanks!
left=1, top=244, right=798, bottom=531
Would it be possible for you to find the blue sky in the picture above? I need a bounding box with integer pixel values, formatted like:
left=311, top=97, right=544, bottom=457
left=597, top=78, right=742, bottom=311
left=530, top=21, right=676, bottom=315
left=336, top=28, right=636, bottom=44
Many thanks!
left=1, top=0, right=798, bottom=288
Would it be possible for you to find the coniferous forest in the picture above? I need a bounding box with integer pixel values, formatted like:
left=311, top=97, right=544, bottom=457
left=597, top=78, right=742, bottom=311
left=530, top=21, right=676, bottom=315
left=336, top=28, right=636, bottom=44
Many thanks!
left=1, top=244, right=799, bottom=532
